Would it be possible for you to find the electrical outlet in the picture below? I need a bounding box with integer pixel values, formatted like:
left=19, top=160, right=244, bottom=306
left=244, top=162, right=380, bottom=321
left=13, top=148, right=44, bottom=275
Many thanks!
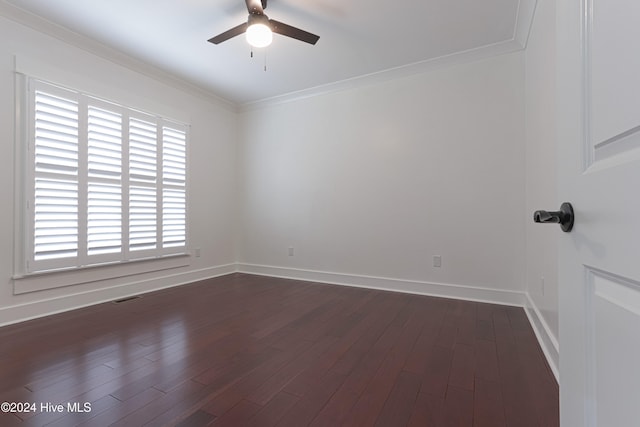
left=194, top=247, right=201, bottom=258
left=433, top=255, right=442, bottom=268
left=288, top=247, right=294, bottom=256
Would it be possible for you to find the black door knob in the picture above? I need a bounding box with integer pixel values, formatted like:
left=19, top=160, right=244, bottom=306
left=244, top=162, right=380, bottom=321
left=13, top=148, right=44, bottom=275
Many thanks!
left=533, top=202, right=574, bottom=232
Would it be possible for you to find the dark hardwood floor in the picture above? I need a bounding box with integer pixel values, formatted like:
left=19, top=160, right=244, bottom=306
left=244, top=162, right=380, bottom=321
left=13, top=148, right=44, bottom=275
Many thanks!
left=0, top=273, right=558, bottom=426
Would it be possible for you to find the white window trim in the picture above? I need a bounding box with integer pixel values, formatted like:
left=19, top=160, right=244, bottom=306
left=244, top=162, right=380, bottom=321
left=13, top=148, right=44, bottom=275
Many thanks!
left=13, top=254, right=190, bottom=295
left=14, top=75, right=191, bottom=291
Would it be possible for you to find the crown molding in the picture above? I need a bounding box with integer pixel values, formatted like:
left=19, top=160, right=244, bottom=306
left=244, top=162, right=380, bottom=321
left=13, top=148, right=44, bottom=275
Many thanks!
left=0, top=1, right=237, bottom=112
left=239, top=0, right=538, bottom=112
left=240, top=38, right=523, bottom=112
left=513, top=0, right=538, bottom=49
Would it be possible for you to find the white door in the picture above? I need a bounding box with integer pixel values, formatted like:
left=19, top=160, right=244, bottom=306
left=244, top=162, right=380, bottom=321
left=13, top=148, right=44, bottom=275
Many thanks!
left=556, top=0, right=640, bottom=426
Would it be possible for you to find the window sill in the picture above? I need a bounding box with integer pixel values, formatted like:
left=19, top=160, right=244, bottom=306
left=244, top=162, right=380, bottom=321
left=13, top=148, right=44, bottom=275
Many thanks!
left=13, top=254, right=191, bottom=295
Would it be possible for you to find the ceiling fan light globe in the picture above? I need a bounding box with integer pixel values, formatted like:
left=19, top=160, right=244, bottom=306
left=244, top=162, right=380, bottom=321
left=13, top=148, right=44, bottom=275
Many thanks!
left=246, top=23, right=272, bottom=48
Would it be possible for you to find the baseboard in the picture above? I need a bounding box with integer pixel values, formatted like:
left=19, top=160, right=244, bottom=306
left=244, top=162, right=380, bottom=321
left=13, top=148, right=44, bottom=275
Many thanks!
left=523, top=293, right=560, bottom=382
left=236, top=263, right=526, bottom=307
left=0, top=263, right=237, bottom=327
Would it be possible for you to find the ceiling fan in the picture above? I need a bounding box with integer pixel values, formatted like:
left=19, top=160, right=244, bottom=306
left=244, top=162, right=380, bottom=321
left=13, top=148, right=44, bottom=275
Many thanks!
left=208, top=0, right=320, bottom=48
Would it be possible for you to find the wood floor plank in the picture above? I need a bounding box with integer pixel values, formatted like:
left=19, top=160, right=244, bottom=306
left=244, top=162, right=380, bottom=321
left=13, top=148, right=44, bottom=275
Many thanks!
left=110, top=379, right=207, bottom=427
left=419, top=345, right=454, bottom=398
left=201, top=338, right=317, bottom=417
left=511, top=311, right=559, bottom=427
left=494, top=307, right=540, bottom=427
left=403, top=300, right=447, bottom=375
left=442, top=386, right=474, bottom=427
left=342, top=300, right=428, bottom=425
left=474, top=377, right=506, bottom=427
left=0, top=273, right=558, bottom=426
left=374, top=370, right=422, bottom=427
left=435, top=317, right=458, bottom=350
left=475, top=318, right=495, bottom=342
left=308, top=298, right=410, bottom=425
left=276, top=371, right=346, bottom=427
left=175, top=410, right=216, bottom=427
left=407, top=392, right=445, bottom=427
left=210, top=399, right=261, bottom=426
left=474, top=338, right=500, bottom=381
left=282, top=297, right=393, bottom=398
left=75, top=386, right=165, bottom=427
left=448, top=343, right=475, bottom=391
left=246, top=391, right=299, bottom=427
left=246, top=335, right=338, bottom=406
left=0, top=413, right=28, bottom=427
left=453, top=301, right=477, bottom=346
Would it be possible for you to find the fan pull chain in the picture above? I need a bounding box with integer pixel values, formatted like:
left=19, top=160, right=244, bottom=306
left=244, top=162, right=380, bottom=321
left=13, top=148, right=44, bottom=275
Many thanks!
left=248, top=47, right=267, bottom=71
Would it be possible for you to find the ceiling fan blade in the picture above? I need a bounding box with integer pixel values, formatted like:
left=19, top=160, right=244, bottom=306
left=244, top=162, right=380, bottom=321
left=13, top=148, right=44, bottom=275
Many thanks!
left=208, top=22, right=248, bottom=44
left=245, top=0, right=264, bottom=15
left=269, top=19, right=319, bottom=45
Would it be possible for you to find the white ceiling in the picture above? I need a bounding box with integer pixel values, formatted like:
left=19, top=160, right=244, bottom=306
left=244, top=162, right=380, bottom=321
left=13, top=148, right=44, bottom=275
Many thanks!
left=1, top=0, right=533, bottom=107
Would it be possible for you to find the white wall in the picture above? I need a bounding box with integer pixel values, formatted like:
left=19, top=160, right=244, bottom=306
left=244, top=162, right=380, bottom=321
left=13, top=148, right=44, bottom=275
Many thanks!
left=238, top=53, right=526, bottom=303
left=0, top=16, right=238, bottom=325
left=524, top=0, right=559, bottom=377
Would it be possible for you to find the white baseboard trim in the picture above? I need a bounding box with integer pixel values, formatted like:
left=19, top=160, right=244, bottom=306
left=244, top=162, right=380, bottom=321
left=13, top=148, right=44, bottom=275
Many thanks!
left=236, top=263, right=526, bottom=307
left=523, top=293, right=559, bottom=382
left=0, top=263, right=237, bottom=327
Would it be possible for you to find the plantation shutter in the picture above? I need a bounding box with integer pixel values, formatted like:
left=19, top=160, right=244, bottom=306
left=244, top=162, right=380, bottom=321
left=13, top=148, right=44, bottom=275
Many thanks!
left=162, top=126, right=187, bottom=249
left=129, top=116, right=158, bottom=253
left=32, top=88, right=79, bottom=266
left=25, top=79, right=188, bottom=274
left=87, top=104, right=123, bottom=259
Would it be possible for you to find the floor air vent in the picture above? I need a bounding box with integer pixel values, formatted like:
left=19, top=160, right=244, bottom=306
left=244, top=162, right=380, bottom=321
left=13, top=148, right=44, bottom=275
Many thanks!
left=112, top=295, right=141, bottom=304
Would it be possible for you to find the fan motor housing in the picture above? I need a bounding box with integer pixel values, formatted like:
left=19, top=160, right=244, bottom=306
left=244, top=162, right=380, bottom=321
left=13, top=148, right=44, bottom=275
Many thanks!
left=248, top=13, right=269, bottom=26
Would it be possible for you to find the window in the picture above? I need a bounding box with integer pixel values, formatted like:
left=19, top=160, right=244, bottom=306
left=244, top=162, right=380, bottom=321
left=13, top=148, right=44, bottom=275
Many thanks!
left=25, top=79, right=188, bottom=274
